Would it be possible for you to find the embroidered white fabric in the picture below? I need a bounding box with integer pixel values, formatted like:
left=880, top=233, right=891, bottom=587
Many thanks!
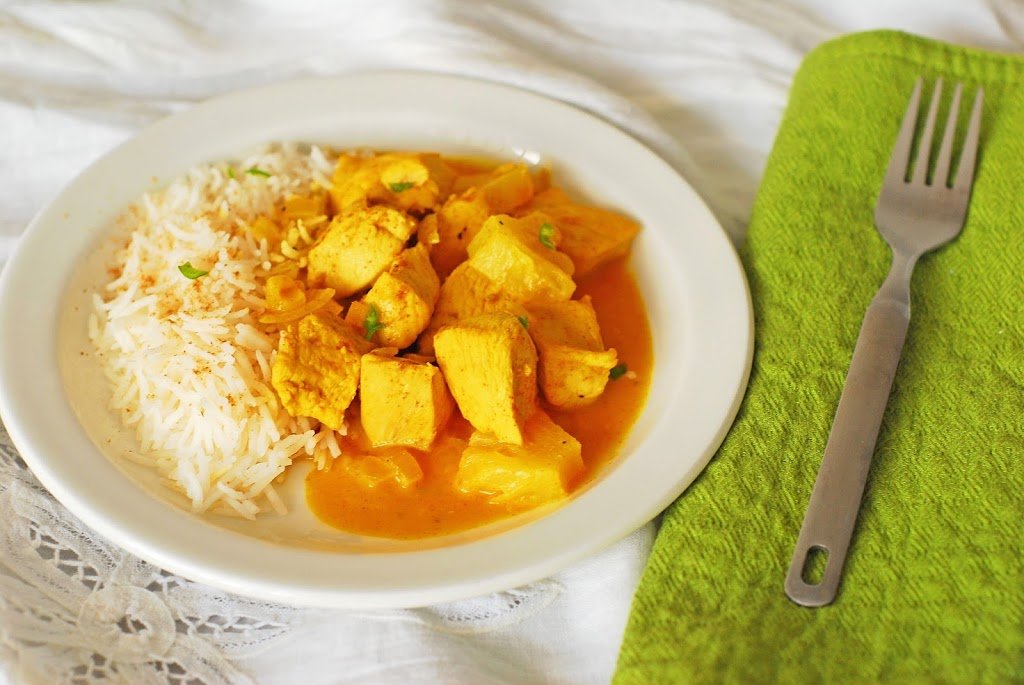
left=0, top=425, right=297, bottom=685
left=0, top=1, right=1016, bottom=683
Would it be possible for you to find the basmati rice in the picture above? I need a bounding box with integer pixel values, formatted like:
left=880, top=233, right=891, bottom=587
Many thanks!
left=90, top=143, right=340, bottom=518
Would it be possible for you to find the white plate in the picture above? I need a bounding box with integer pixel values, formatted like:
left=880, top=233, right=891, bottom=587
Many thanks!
left=0, top=73, right=752, bottom=608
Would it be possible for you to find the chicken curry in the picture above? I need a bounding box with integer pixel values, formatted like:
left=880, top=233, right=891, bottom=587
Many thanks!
left=257, top=151, right=652, bottom=539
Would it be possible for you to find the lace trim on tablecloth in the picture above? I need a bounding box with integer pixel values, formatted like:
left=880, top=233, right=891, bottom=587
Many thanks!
left=0, top=424, right=299, bottom=684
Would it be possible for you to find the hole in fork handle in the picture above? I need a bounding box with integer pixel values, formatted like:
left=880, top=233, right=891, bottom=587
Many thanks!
left=785, top=538, right=844, bottom=607
left=801, top=545, right=829, bottom=585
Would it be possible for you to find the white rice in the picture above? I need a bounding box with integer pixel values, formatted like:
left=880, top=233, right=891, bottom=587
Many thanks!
left=90, top=143, right=340, bottom=518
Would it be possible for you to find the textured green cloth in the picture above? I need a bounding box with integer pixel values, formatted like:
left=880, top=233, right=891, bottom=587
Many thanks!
left=615, top=31, right=1024, bottom=684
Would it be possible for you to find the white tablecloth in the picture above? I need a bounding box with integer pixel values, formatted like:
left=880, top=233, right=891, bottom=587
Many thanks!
left=0, top=1, right=1018, bottom=683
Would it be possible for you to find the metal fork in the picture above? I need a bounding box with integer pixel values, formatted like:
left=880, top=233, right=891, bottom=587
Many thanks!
left=785, top=77, right=984, bottom=607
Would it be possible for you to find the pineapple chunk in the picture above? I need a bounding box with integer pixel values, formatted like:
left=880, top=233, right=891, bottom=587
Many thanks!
left=519, top=188, right=639, bottom=277
left=455, top=411, right=583, bottom=506
left=478, top=163, right=534, bottom=214
left=466, top=213, right=575, bottom=301
left=342, top=448, right=424, bottom=490
left=421, top=163, right=536, bottom=278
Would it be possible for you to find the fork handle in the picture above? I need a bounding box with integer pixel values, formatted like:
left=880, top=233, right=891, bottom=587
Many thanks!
left=785, top=283, right=911, bottom=607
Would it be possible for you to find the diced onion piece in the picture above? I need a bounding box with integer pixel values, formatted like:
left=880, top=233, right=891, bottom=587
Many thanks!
left=321, top=300, right=343, bottom=317
left=258, top=288, right=336, bottom=324
left=249, top=215, right=280, bottom=243
left=344, top=301, right=371, bottom=334
left=282, top=193, right=326, bottom=222
left=267, top=261, right=301, bottom=278
left=265, top=275, right=306, bottom=311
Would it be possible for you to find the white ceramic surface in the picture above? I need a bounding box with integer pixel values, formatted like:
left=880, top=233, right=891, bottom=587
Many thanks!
left=0, top=72, right=752, bottom=608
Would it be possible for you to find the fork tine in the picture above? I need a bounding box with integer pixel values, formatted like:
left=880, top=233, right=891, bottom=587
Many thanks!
left=911, top=79, right=943, bottom=185
left=954, top=88, right=984, bottom=191
left=932, top=83, right=963, bottom=187
left=885, top=78, right=923, bottom=185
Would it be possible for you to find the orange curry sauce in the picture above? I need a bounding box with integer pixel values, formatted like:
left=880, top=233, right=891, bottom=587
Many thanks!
left=305, top=256, right=653, bottom=539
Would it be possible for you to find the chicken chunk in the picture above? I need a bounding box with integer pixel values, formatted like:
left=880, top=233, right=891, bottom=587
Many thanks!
left=526, top=296, right=618, bottom=408
left=417, top=262, right=525, bottom=355
left=433, top=312, right=538, bottom=445
left=520, top=188, right=640, bottom=278
left=359, top=350, right=454, bottom=450
left=307, top=206, right=415, bottom=297
left=454, top=410, right=583, bottom=507
left=329, top=152, right=454, bottom=215
left=271, top=313, right=373, bottom=430
left=418, top=193, right=491, bottom=279
left=466, top=213, right=576, bottom=301
left=362, top=243, right=440, bottom=348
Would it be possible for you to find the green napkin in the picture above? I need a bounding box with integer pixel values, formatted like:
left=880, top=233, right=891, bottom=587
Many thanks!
left=615, top=31, right=1024, bottom=684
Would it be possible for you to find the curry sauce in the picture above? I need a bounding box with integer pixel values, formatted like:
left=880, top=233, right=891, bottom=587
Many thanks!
left=246, top=149, right=654, bottom=538
left=306, top=256, right=652, bottom=539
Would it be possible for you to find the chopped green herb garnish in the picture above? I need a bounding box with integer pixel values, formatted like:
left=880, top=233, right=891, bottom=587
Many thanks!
left=517, top=315, right=529, bottom=329
left=226, top=166, right=236, bottom=179
left=177, top=262, right=209, bottom=280
left=364, top=304, right=384, bottom=341
left=609, top=363, right=628, bottom=380
left=388, top=181, right=415, bottom=193
left=538, top=222, right=556, bottom=250
left=246, top=167, right=271, bottom=178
